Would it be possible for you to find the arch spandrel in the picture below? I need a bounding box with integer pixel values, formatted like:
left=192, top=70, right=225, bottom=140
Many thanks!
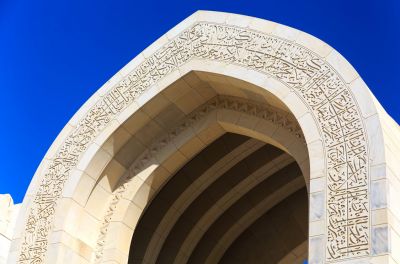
left=11, top=10, right=395, bottom=264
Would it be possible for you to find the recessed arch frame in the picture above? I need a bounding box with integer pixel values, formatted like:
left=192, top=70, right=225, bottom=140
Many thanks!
left=9, top=10, right=396, bottom=264
left=101, top=95, right=307, bottom=264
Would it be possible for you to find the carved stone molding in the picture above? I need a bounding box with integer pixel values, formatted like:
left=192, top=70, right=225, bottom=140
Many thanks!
left=93, top=95, right=303, bottom=262
left=18, top=22, right=369, bottom=263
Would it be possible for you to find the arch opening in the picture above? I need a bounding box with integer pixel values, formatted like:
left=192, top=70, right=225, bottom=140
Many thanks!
left=128, top=133, right=308, bottom=264
left=85, top=71, right=310, bottom=263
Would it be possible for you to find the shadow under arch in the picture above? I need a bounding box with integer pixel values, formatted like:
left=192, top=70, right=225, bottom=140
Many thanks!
left=89, top=69, right=310, bottom=262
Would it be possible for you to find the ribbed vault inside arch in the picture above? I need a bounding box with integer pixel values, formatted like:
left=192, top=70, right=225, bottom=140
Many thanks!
left=77, top=70, right=309, bottom=264
left=128, top=133, right=308, bottom=264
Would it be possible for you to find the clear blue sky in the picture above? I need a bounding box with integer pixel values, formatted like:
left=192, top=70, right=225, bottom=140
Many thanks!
left=1, top=0, right=399, bottom=203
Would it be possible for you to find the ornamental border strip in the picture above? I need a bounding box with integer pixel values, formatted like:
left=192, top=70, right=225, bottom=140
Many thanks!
left=18, top=22, right=369, bottom=263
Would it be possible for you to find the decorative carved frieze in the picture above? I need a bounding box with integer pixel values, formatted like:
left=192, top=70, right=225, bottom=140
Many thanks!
left=19, top=22, right=369, bottom=263
left=93, top=95, right=303, bottom=262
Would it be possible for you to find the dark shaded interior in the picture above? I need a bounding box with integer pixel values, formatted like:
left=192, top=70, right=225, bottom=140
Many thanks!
left=220, top=189, right=307, bottom=263
left=128, top=133, right=308, bottom=264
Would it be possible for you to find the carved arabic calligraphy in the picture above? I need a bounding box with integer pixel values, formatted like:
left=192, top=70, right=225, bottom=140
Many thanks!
left=19, top=22, right=369, bottom=263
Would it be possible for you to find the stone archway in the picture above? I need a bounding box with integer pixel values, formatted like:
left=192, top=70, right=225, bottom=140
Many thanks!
left=91, top=90, right=309, bottom=263
left=7, top=10, right=399, bottom=264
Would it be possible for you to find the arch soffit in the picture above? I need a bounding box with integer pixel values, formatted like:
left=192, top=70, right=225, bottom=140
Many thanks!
left=65, top=94, right=307, bottom=262
left=101, top=100, right=305, bottom=258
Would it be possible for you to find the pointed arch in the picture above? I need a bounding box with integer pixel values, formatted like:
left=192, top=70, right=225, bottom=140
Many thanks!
left=9, top=10, right=398, bottom=264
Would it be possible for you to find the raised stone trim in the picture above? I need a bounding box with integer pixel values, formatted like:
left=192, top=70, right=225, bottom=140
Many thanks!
left=18, top=22, right=369, bottom=263
left=93, top=95, right=303, bottom=262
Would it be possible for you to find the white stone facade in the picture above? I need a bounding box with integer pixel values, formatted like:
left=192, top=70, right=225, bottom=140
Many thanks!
left=1, top=10, right=399, bottom=264
left=0, top=195, right=20, bottom=264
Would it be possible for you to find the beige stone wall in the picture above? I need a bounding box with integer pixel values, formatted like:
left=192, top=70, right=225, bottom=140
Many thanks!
left=372, top=102, right=400, bottom=263
left=0, top=195, right=20, bottom=264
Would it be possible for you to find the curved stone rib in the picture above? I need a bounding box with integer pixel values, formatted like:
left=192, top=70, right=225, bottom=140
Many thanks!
left=141, top=139, right=265, bottom=263
left=277, top=240, right=308, bottom=264
left=155, top=144, right=285, bottom=263
left=173, top=153, right=293, bottom=263
left=126, top=133, right=250, bottom=262
left=206, top=177, right=305, bottom=264
left=186, top=162, right=303, bottom=263
left=97, top=95, right=305, bottom=263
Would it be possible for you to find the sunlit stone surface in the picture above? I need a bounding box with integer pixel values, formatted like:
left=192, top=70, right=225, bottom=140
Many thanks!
left=1, top=10, right=399, bottom=264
